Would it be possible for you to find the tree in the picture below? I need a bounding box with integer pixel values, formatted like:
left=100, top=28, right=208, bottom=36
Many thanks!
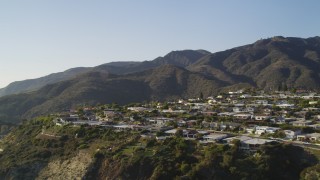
left=300, top=164, right=320, bottom=180
left=199, top=92, right=204, bottom=100
left=166, top=121, right=177, bottom=128
left=175, top=129, right=183, bottom=137
left=273, top=130, right=286, bottom=138
left=302, top=127, right=315, bottom=134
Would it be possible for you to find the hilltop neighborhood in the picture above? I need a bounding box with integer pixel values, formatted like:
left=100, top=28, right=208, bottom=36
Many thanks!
left=53, top=89, right=320, bottom=152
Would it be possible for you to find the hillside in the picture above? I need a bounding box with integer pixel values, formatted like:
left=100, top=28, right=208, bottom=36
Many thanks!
left=92, top=49, right=210, bottom=74
left=189, top=36, right=320, bottom=90
left=0, top=67, right=92, bottom=97
left=0, top=50, right=210, bottom=98
left=0, top=117, right=317, bottom=179
left=0, top=65, right=224, bottom=124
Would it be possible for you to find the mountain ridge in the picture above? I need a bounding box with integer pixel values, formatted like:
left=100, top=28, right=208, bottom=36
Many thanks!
left=0, top=49, right=210, bottom=97
left=1, top=36, right=320, bottom=124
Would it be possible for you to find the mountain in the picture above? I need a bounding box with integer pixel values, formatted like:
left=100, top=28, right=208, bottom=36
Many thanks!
left=188, top=36, right=320, bottom=90
left=0, top=65, right=223, bottom=124
left=0, top=50, right=210, bottom=98
left=0, top=67, right=92, bottom=97
left=92, top=49, right=211, bottom=74
left=1, top=36, right=320, bottom=124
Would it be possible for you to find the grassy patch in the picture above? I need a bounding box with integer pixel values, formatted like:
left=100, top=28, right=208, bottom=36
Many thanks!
left=306, top=148, right=320, bottom=161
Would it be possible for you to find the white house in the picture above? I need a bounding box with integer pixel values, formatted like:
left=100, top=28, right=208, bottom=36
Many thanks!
left=297, top=133, right=320, bottom=142
left=254, top=115, right=271, bottom=121
left=291, top=120, right=313, bottom=127
left=255, top=100, right=268, bottom=105
left=202, top=133, right=228, bottom=143
left=222, top=136, right=252, bottom=144
left=127, top=107, right=149, bottom=112
left=245, top=126, right=257, bottom=134
left=284, top=130, right=301, bottom=139
left=255, top=126, right=280, bottom=135
left=233, top=113, right=252, bottom=120
left=148, top=117, right=174, bottom=126
left=239, top=138, right=275, bottom=152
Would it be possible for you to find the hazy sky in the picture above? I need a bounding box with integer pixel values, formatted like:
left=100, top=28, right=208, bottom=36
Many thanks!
left=0, top=0, right=319, bottom=88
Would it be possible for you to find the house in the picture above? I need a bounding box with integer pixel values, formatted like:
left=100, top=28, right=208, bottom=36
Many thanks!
left=162, top=109, right=187, bottom=114
left=284, top=130, right=301, bottom=139
left=308, top=133, right=320, bottom=141
left=245, top=125, right=257, bottom=134
left=186, top=120, right=198, bottom=127
left=233, top=107, right=243, bottom=112
left=302, top=94, right=315, bottom=99
left=239, top=138, right=275, bottom=152
left=309, top=101, right=318, bottom=105
left=68, top=114, right=80, bottom=121
left=202, top=122, right=219, bottom=129
left=308, top=124, right=320, bottom=130
left=245, top=107, right=255, bottom=112
left=228, top=90, right=243, bottom=95
left=156, top=136, right=167, bottom=141
left=208, top=99, right=217, bottom=104
left=183, top=130, right=199, bottom=139
left=201, top=111, right=217, bottom=116
left=202, top=133, right=228, bottom=143
left=223, top=136, right=275, bottom=152
left=164, top=129, right=180, bottom=136
left=233, top=113, right=252, bottom=120
left=255, top=126, right=280, bottom=135
left=177, top=120, right=187, bottom=127
left=234, top=103, right=245, bottom=107
left=127, top=107, right=149, bottom=112
left=297, top=133, right=320, bottom=142
left=254, top=115, right=271, bottom=121
left=303, top=107, right=320, bottom=112
left=255, top=100, right=269, bottom=105
left=218, top=122, right=241, bottom=131
left=113, top=125, right=133, bottom=131
left=276, top=103, right=295, bottom=109
left=148, top=117, right=174, bottom=126
left=72, top=120, right=103, bottom=126
left=240, top=94, right=252, bottom=98
left=294, top=111, right=307, bottom=118
left=222, top=136, right=252, bottom=144
left=291, top=120, right=313, bottom=127
left=103, top=110, right=122, bottom=121
left=218, top=112, right=236, bottom=117
left=197, top=130, right=210, bottom=136
left=263, top=108, right=273, bottom=115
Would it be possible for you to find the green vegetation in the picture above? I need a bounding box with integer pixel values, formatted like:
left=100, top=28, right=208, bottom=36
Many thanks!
left=0, top=117, right=318, bottom=179
left=0, top=117, right=139, bottom=179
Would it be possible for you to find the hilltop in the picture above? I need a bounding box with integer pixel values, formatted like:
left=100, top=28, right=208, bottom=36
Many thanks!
left=0, top=101, right=319, bottom=179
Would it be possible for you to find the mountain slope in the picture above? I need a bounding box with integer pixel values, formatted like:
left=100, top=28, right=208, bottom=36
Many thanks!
left=93, top=49, right=210, bottom=74
left=0, top=67, right=92, bottom=97
left=189, top=36, right=320, bottom=90
left=0, top=50, right=210, bottom=98
left=0, top=65, right=223, bottom=123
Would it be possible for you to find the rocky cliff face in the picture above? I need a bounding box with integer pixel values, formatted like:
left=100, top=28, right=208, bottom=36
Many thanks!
left=37, top=151, right=93, bottom=180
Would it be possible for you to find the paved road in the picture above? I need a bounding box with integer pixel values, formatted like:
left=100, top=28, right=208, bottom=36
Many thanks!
left=285, top=141, right=320, bottom=150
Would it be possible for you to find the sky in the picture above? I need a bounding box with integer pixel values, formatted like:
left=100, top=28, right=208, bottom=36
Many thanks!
left=0, top=0, right=320, bottom=88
